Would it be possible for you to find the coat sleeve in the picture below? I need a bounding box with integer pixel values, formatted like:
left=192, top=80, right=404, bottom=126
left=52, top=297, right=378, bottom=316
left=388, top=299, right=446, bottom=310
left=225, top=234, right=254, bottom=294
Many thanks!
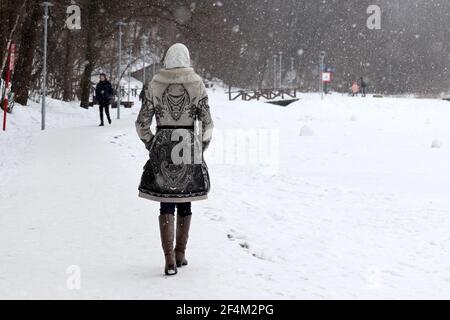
left=198, top=81, right=214, bottom=149
left=135, top=82, right=155, bottom=149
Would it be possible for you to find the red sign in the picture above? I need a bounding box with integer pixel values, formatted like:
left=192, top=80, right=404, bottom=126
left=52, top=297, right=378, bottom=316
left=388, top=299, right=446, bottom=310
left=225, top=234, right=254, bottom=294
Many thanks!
left=8, top=43, right=15, bottom=71
left=322, top=72, right=332, bottom=83
left=3, top=43, right=15, bottom=131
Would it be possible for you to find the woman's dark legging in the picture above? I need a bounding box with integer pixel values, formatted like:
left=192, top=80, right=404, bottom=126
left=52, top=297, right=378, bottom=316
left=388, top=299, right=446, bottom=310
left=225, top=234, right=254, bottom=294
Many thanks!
left=160, top=202, right=192, bottom=217
left=99, top=102, right=111, bottom=124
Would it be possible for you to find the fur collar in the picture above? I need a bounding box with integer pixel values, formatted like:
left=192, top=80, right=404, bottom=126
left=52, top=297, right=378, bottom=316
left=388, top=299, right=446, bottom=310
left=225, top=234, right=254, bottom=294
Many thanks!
left=153, top=68, right=202, bottom=84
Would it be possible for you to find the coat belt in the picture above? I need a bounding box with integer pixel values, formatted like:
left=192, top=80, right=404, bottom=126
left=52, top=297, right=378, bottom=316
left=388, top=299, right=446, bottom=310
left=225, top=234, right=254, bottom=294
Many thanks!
left=157, top=125, right=195, bottom=130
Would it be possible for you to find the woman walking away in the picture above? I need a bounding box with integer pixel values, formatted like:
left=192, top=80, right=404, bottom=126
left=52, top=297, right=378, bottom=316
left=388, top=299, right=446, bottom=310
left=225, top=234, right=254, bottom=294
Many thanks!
left=135, top=43, right=214, bottom=276
left=95, top=73, right=113, bottom=126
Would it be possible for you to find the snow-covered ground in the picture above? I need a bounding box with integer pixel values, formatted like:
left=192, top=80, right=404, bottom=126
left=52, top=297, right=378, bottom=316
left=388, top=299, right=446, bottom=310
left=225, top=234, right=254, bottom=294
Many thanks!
left=1, top=89, right=450, bottom=299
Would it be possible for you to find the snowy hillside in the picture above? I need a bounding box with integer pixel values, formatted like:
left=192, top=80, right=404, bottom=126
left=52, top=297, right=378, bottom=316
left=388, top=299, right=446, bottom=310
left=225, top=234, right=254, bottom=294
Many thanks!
left=1, top=90, right=450, bottom=299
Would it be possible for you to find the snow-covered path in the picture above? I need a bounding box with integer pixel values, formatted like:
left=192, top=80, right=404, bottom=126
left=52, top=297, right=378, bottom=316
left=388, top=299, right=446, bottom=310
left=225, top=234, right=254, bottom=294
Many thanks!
left=0, top=113, right=282, bottom=299
left=1, top=92, right=450, bottom=299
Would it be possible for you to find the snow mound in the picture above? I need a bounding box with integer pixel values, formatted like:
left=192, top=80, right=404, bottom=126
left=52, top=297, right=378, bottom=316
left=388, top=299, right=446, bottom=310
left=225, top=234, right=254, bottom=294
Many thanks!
left=299, top=125, right=314, bottom=136
left=431, top=139, right=443, bottom=149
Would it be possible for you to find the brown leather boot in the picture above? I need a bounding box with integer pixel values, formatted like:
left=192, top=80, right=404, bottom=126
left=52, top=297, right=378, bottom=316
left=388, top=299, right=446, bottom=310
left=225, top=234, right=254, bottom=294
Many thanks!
left=175, top=214, right=192, bottom=267
left=159, top=214, right=177, bottom=276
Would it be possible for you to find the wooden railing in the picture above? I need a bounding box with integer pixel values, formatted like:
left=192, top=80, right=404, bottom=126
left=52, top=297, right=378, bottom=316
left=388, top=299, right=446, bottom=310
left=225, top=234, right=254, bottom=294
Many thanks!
left=228, top=87, right=297, bottom=101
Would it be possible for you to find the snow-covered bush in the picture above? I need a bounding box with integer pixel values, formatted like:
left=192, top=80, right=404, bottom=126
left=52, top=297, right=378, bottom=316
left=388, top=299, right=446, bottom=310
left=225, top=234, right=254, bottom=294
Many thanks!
left=431, top=139, right=443, bottom=149
left=299, top=125, right=314, bottom=136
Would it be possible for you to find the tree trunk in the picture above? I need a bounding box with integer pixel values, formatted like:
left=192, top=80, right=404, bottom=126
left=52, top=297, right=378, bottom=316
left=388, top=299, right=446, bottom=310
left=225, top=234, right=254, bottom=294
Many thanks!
left=79, top=0, right=97, bottom=108
left=13, top=1, right=40, bottom=106
left=62, top=30, right=73, bottom=102
left=1, top=0, right=27, bottom=79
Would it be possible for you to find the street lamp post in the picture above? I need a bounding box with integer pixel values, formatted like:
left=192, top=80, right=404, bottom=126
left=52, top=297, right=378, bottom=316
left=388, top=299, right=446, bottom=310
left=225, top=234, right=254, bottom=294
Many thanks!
left=128, top=47, right=131, bottom=103
left=273, top=55, right=277, bottom=89
left=279, top=51, right=283, bottom=89
left=319, top=51, right=326, bottom=100
left=116, top=21, right=126, bottom=120
left=153, top=48, right=156, bottom=79
left=40, top=2, right=53, bottom=131
left=142, top=60, right=146, bottom=85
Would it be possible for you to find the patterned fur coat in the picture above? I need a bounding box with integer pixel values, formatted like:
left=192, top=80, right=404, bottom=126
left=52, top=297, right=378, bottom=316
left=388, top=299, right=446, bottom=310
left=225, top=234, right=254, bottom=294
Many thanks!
left=135, top=67, right=214, bottom=203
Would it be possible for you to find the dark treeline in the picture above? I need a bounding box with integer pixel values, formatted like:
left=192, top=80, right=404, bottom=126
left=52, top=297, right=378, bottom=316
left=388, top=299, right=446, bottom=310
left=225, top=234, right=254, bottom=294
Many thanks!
left=1, top=0, right=449, bottom=106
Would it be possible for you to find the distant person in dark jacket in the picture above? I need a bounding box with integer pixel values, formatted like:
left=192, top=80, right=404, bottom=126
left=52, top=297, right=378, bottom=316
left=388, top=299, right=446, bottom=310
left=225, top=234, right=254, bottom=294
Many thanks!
left=95, top=73, right=113, bottom=126
left=359, top=77, right=367, bottom=97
